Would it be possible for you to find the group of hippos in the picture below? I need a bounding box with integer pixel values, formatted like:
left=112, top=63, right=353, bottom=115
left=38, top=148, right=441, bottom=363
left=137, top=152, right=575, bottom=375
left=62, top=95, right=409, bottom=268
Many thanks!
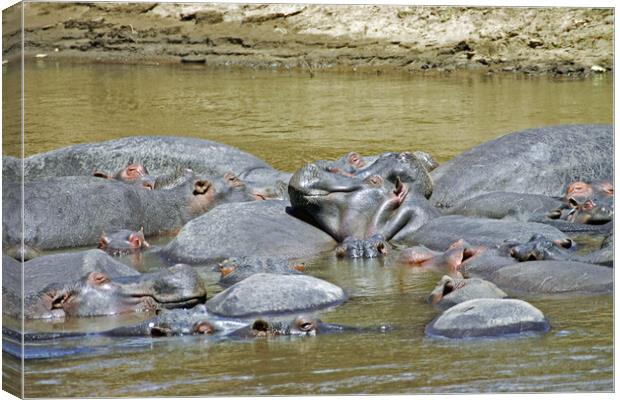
left=1, top=124, right=614, bottom=358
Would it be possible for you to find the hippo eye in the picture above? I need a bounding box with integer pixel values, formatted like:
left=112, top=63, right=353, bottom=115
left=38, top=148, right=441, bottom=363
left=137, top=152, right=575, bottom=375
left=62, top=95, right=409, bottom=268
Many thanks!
left=296, top=317, right=316, bottom=332
left=366, top=175, right=383, bottom=186
left=87, top=272, right=110, bottom=286
left=583, top=201, right=594, bottom=210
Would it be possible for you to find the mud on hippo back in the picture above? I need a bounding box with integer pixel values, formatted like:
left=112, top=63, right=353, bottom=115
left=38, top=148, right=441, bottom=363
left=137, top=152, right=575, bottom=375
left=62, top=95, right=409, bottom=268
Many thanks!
left=430, top=125, right=612, bottom=209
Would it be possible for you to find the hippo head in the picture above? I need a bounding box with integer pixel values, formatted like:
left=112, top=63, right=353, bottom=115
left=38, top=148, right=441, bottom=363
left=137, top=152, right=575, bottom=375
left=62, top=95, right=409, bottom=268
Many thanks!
left=507, top=234, right=574, bottom=262
left=93, top=163, right=156, bottom=190
left=326, top=152, right=367, bottom=175
left=427, top=275, right=465, bottom=305
left=232, top=315, right=346, bottom=338
left=147, top=308, right=217, bottom=337
left=27, top=264, right=206, bottom=319
left=354, top=152, right=433, bottom=199
left=335, top=234, right=389, bottom=259
left=289, top=163, right=409, bottom=241
left=398, top=240, right=483, bottom=277
left=98, top=228, right=150, bottom=256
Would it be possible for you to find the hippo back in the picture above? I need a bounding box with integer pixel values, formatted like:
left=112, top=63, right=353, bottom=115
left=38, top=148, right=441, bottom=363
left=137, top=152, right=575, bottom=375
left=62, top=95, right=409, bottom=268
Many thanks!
left=21, top=136, right=275, bottom=180
left=430, top=125, right=613, bottom=208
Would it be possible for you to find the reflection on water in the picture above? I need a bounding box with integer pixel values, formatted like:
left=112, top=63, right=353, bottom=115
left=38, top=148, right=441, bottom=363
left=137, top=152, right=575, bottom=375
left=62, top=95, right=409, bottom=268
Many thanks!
left=2, top=62, right=613, bottom=396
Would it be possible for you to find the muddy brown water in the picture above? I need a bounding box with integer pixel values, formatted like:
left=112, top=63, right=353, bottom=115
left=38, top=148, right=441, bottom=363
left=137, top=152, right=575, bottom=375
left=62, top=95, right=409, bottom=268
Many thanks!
left=2, top=62, right=613, bottom=396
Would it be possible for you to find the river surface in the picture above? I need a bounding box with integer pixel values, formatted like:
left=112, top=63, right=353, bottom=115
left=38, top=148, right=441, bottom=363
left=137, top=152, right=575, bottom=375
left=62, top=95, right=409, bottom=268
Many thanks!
left=2, top=62, right=614, bottom=396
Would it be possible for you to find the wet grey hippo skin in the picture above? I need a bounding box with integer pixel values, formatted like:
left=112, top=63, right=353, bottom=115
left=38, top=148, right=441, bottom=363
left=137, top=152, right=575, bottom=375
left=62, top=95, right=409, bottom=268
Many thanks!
left=206, top=273, right=347, bottom=318
left=6, top=136, right=284, bottom=184
left=427, top=275, right=507, bottom=312
left=405, top=215, right=570, bottom=250
left=3, top=250, right=206, bottom=319
left=3, top=172, right=255, bottom=250
left=217, top=257, right=305, bottom=288
left=425, top=298, right=550, bottom=339
left=288, top=153, right=438, bottom=257
left=489, top=261, right=613, bottom=295
left=446, top=192, right=564, bottom=222
left=430, top=125, right=613, bottom=208
left=161, top=200, right=336, bottom=264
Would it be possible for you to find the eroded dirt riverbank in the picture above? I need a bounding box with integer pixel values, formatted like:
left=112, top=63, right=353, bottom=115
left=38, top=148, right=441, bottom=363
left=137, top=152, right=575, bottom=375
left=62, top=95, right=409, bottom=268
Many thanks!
left=2, top=3, right=614, bottom=76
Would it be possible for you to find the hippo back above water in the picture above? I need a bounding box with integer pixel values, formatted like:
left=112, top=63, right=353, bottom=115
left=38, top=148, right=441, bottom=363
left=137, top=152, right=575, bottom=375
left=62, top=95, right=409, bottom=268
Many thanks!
left=11, top=136, right=283, bottom=184
left=430, top=125, right=613, bottom=208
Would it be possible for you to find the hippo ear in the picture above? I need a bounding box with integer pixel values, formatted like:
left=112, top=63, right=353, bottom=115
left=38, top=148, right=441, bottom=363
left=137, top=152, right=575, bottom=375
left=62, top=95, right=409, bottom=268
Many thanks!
left=219, top=264, right=236, bottom=277
left=448, top=239, right=466, bottom=250
left=87, top=272, right=110, bottom=286
left=553, top=238, right=573, bottom=249
left=291, top=263, right=305, bottom=272
left=193, top=179, right=212, bottom=195
left=128, top=233, right=143, bottom=249
left=193, top=321, right=215, bottom=335
left=98, top=234, right=109, bottom=249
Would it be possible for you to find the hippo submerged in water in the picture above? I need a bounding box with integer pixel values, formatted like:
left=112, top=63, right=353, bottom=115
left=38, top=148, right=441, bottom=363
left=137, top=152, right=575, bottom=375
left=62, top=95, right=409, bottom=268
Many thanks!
left=2, top=250, right=206, bottom=319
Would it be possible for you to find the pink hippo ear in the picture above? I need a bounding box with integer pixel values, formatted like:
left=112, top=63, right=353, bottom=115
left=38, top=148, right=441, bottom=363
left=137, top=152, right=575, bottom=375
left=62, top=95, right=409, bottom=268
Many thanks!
left=193, top=179, right=212, bottom=195
left=444, top=248, right=465, bottom=271
left=128, top=233, right=143, bottom=249
left=87, top=272, right=110, bottom=286
left=98, top=234, right=110, bottom=249
left=193, top=320, right=215, bottom=335
left=582, top=199, right=595, bottom=210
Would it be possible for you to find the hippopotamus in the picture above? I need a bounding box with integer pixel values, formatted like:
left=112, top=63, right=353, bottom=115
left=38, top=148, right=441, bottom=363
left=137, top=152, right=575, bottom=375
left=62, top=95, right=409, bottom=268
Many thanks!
left=319, top=151, right=438, bottom=176
left=405, top=215, right=570, bottom=251
left=430, top=125, right=613, bottom=208
left=3, top=250, right=206, bottom=319
left=506, top=234, right=612, bottom=266
left=397, top=239, right=486, bottom=277
left=161, top=200, right=336, bottom=265
left=4, top=308, right=386, bottom=358
left=425, top=298, right=550, bottom=339
left=217, top=257, right=305, bottom=288
left=12, top=136, right=291, bottom=191
left=489, top=261, right=613, bottom=295
left=446, top=192, right=563, bottom=222
left=3, top=171, right=256, bottom=250
left=206, top=273, right=347, bottom=318
left=227, top=315, right=391, bottom=339
left=427, top=276, right=507, bottom=311
left=98, top=228, right=150, bottom=256
left=288, top=157, right=438, bottom=256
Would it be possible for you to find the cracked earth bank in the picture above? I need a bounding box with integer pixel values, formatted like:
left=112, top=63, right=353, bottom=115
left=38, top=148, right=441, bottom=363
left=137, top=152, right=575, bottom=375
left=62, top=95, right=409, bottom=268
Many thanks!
left=3, top=3, right=614, bottom=76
